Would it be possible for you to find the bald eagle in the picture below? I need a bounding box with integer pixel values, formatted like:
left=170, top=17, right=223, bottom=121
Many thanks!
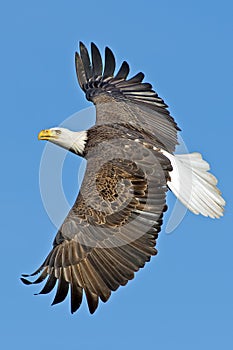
left=21, top=43, right=225, bottom=314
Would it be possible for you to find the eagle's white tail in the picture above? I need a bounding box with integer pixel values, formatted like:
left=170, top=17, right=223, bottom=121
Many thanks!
left=161, top=151, right=225, bottom=218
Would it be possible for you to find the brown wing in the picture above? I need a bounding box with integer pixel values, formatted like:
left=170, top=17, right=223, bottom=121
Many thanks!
left=21, top=139, right=172, bottom=314
left=75, top=42, right=180, bottom=152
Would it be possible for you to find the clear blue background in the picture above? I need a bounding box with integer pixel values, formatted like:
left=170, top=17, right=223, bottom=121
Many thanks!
left=1, top=1, right=232, bottom=349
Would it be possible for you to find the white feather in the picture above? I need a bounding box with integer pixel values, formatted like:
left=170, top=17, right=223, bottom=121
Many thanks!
left=160, top=150, right=225, bottom=218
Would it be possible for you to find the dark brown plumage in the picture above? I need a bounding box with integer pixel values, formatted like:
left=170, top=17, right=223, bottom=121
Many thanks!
left=21, top=42, right=179, bottom=314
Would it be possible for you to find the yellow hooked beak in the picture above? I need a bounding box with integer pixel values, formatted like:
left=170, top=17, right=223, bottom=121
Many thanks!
left=38, top=129, right=57, bottom=141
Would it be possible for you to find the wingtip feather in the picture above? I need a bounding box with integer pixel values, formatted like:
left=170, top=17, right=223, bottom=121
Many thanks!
left=20, top=277, right=32, bottom=285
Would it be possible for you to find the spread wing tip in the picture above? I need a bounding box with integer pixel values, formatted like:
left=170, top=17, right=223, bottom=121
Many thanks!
left=21, top=277, right=32, bottom=285
left=75, top=42, right=178, bottom=138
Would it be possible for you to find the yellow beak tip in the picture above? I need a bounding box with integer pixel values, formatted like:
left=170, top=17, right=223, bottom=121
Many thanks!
left=38, top=129, right=51, bottom=140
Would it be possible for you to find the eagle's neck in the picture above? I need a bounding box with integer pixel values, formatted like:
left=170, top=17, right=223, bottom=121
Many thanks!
left=51, top=129, right=88, bottom=156
left=69, top=130, right=88, bottom=155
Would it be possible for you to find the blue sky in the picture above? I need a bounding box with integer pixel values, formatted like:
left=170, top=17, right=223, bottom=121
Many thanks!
left=1, top=1, right=233, bottom=349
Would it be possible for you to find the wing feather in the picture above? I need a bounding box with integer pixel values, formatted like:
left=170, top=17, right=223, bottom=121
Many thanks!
left=91, top=42, right=103, bottom=78
left=70, top=275, right=83, bottom=313
left=103, top=47, right=116, bottom=79
left=51, top=275, right=69, bottom=305
left=112, top=61, right=130, bottom=81
left=90, top=250, right=121, bottom=290
left=85, top=288, right=99, bottom=314
left=37, top=274, right=57, bottom=295
left=79, top=41, right=92, bottom=81
left=126, top=72, right=144, bottom=84
left=75, top=52, right=87, bottom=88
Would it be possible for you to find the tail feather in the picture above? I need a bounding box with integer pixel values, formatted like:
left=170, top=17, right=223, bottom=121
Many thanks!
left=162, top=151, right=225, bottom=218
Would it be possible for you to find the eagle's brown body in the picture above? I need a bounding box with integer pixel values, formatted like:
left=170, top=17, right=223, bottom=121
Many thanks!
left=21, top=43, right=225, bottom=314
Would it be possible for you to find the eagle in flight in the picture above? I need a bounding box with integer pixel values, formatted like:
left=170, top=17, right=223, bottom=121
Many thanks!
left=21, top=43, right=225, bottom=314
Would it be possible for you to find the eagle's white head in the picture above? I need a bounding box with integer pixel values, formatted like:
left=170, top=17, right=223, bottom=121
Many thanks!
left=38, top=127, right=88, bottom=155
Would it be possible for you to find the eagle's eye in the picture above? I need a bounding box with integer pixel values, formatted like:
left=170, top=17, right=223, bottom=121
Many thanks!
left=55, top=129, right=62, bottom=135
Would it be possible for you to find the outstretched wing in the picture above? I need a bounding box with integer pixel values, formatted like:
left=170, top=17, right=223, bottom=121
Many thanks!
left=75, top=42, right=180, bottom=152
left=21, top=138, right=172, bottom=314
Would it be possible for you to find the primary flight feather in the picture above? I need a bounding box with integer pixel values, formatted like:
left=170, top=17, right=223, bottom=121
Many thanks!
left=21, top=42, right=225, bottom=314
